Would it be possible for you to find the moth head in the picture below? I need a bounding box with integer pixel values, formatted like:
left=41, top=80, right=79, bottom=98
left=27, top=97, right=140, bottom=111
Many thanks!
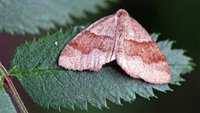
left=116, top=9, right=129, bottom=18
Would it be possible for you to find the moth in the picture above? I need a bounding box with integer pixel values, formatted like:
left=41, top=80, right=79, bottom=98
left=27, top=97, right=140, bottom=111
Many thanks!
left=58, top=9, right=170, bottom=84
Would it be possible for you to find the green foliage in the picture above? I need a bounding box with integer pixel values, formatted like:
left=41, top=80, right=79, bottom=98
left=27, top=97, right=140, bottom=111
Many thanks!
left=9, top=27, right=194, bottom=110
left=0, top=88, right=16, bottom=113
left=0, top=0, right=114, bottom=34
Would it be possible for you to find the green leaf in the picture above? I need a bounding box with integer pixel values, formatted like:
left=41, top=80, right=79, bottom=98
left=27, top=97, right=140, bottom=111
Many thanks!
left=156, top=40, right=194, bottom=85
left=0, top=88, right=16, bottom=113
left=0, top=0, right=115, bottom=34
left=9, top=27, right=194, bottom=110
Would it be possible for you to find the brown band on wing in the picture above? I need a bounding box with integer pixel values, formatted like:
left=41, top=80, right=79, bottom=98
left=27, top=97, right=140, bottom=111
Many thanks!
left=124, top=39, right=167, bottom=64
left=64, top=31, right=114, bottom=55
left=60, top=47, right=74, bottom=56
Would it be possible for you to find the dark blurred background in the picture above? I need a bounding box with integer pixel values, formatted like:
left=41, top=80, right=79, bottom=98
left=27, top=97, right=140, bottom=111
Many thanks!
left=0, top=0, right=199, bottom=113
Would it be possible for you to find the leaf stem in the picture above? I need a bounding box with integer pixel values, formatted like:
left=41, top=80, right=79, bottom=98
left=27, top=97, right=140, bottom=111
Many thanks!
left=0, top=62, right=29, bottom=113
left=0, top=62, right=9, bottom=77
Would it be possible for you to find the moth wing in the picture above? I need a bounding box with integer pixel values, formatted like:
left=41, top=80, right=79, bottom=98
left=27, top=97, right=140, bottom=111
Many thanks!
left=59, top=15, right=117, bottom=71
left=116, top=15, right=170, bottom=84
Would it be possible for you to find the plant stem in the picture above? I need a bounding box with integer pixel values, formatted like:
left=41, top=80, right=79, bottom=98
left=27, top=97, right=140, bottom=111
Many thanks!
left=0, top=62, right=28, bottom=113
left=0, top=62, right=9, bottom=77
